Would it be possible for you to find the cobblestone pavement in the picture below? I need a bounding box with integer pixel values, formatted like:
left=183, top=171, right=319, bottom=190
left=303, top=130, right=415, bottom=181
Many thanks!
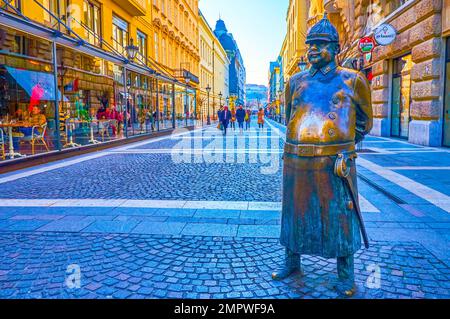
left=0, top=153, right=283, bottom=201
left=0, top=121, right=450, bottom=299
left=1, top=232, right=448, bottom=299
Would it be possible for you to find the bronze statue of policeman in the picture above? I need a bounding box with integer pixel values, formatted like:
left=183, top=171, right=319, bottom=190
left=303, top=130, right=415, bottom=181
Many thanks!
left=272, top=14, right=373, bottom=297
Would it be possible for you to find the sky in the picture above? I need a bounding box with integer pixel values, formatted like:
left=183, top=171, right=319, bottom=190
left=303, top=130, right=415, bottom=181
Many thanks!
left=199, top=0, right=289, bottom=86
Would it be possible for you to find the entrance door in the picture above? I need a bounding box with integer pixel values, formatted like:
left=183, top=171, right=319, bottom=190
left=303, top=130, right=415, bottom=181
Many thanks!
left=444, top=38, right=450, bottom=147
left=391, top=54, right=413, bottom=138
left=391, top=76, right=401, bottom=137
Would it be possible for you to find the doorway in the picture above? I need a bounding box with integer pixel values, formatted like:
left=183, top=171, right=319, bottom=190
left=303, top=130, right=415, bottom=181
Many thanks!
left=444, top=38, right=450, bottom=147
left=391, top=54, right=413, bottom=138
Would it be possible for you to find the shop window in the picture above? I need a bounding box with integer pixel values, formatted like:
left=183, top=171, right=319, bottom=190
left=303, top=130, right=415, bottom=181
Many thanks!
left=12, top=36, right=38, bottom=58
left=83, top=0, right=101, bottom=46
left=113, top=64, right=124, bottom=84
left=0, top=57, right=58, bottom=160
left=134, top=75, right=141, bottom=88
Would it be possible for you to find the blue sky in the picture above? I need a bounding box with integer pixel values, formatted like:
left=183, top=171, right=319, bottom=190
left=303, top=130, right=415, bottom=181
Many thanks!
left=199, top=0, right=289, bottom=86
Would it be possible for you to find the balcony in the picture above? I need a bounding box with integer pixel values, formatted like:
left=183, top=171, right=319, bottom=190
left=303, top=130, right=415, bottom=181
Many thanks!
left=112, top=0, right=147, bottom=16
left=174, top=69, right=199, bottom=85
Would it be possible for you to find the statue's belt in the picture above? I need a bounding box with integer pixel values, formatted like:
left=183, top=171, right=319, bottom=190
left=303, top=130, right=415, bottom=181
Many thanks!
left=284, top=142, right=355, bottom=157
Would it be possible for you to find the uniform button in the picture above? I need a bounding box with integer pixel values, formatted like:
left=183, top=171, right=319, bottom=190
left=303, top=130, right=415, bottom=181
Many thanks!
left=332, top=96, right=340, bottom=104
left=328, top=112, right=337, bottom=120
left=328, top=129, right=335, bottom=136
left=347, top=201, right=354, bottom=210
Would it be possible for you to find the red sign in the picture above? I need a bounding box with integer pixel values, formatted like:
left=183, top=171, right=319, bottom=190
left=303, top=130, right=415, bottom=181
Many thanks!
left=359, top=37, right=376, bottom=54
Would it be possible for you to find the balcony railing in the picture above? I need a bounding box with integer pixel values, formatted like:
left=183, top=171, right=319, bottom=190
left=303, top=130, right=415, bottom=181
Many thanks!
left=174, top=69, right=199, bottom=85
left=112, top=0, right=147, bottom=16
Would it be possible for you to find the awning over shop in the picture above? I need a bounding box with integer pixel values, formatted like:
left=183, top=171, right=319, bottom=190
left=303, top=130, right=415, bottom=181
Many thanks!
left=5, top=66, right=68, bottom=102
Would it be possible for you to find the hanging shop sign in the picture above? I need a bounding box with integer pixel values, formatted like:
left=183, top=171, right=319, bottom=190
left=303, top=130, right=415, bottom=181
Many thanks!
left=374, top=23, right=397, bottom=46
left=64, top=78, right=80, bottom=93
left=364, top=52, right=373, bottom=64
left=359, top=37, right=376, bottom=54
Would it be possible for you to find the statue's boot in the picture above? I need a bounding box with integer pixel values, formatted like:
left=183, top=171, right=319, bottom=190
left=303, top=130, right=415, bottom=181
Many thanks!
left=272, top=249, right=302, bottom=281
left=334, top=256, right=356, bottom=297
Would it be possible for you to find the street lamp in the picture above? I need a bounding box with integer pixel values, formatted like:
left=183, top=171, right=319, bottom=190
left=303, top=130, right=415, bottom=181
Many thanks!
left=206, top=85, right=211, bottom=125
left=122, top=38, right=139, bottom=138
left=277, top=89, right=283, bottom=123
left=125, top=38, right=139, bottom=63
left=218, top=91, right=222, bottom=121
left=185, top=76, right=191, bottom=126
left=298, top=56, right=308, bottom=72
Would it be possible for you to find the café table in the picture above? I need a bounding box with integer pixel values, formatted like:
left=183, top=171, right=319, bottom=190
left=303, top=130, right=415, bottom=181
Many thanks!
left=63, top=119, right=81, bottom=148
left=89, top=120, right=101, bottom=144
left=0, top=121, right=29, bottom=159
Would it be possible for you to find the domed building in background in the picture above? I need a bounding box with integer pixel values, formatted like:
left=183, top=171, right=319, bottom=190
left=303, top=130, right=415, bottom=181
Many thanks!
left=214, top=19, right=246, bottom=104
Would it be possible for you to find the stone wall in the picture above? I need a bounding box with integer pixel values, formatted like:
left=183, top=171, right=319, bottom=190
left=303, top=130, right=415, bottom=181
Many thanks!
left=369, top=0, right=444, bottom=146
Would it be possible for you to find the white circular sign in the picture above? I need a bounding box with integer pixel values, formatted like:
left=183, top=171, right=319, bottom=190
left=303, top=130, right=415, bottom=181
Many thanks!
left=374, top=23, right=397, bottom=46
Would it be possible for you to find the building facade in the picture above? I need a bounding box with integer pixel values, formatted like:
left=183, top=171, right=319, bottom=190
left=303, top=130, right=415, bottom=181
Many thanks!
left=198, top=10, right=229, bottom=122
left=0, top=0, right=202, bottom=162
left=268, top=61, right=280, bottom=104
left=245, top=84, right=268, bottom=110
left=321, top=0, right=450, bottom=147
left=282, top=0, right=308, bottom=82
left=214, top=18, right=246, bottom=104
left=150, top=0, right=200, bottom=122
left=277, top=0, right=450, bottom=147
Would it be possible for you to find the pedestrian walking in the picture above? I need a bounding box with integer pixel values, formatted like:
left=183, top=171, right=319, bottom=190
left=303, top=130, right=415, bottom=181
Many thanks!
left=236, top=105, right=246, bottom=133
left=245, top=108, right=251, bottom=130
left=230, top=107, right=237, bottom=131
left=218, top=106, right=231, bottom=136
left=257, top=108, right=265, bottom=129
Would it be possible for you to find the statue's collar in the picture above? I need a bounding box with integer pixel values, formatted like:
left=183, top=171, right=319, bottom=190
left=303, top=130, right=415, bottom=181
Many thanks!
left=309, top=61, right=337, bottom=76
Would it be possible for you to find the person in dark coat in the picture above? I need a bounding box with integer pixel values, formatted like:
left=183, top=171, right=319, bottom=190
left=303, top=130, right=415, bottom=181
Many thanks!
left=235, top=105, right=246, bottom=133
left=218, top=106, right=231, bottom=136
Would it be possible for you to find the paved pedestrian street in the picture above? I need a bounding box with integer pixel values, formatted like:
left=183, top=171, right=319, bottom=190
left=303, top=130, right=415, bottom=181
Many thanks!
left=0, top=121, right=449, bottom=299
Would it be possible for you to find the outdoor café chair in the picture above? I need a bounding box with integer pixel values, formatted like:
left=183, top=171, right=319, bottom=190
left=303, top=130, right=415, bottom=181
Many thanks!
left=21, top=123, right=49, bottom=155
left=0, top=128, right=5, bottom=160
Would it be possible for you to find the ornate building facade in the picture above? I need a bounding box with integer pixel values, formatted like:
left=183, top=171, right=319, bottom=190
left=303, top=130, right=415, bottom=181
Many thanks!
left=198, top=10, right=229, bottom=121
left=276, top=0, right=450, bottom=147
left=0, top=0, right=206, bottom=162
left=282, top=0, right=308, bottom=82
left=214, top=18, right=246, bottom=104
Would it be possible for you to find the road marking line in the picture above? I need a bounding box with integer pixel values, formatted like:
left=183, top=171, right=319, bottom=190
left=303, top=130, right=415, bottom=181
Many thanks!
left=359, top=195, right=380, bottom=213
left=385, top=167, right=450, bottom=170
left=183, top=201, right=249, bottom=210
left=361, top=150, right=446, bottom=155
left=108, top=149, right=284, bottom=154
left=0, top=198, right=380, bottom=212
left=358, top=158, right=450, bottom=213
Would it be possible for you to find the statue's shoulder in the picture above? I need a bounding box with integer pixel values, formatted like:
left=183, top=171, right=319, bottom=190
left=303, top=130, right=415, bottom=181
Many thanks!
left=289, top=71, right=309, bottom=87
left=336, top=66, right=368, bottom=86
left=336, top=66, right=365, bottom=79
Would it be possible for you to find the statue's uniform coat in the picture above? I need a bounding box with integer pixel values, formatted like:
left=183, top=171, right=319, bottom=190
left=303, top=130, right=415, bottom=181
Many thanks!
left=280, top=61, right=373, bottom=258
